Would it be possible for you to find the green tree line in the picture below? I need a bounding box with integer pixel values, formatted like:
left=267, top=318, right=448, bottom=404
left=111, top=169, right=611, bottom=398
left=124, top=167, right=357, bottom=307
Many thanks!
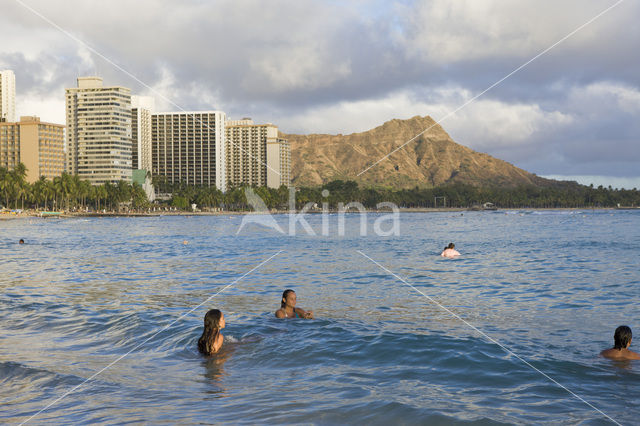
left=0, top=164, right=149, bottom=211
left=165, top=178, right=640, bottom=210
left=4, top=163, right=639, bottom=212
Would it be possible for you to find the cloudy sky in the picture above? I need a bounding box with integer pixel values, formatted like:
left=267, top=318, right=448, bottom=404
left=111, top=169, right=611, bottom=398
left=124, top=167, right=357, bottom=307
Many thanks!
left=1, top=0, right=639, bottom=188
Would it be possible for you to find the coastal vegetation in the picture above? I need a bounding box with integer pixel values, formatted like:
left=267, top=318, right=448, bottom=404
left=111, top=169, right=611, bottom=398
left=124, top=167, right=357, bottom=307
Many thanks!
left=2, top=164, right=639, bottom=213
left=0, top=165, right=148, bottom=212
left=170, top=179, right=640, bottom=210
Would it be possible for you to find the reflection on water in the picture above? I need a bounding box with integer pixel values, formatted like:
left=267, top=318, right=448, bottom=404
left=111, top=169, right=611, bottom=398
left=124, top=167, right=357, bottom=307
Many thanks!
left=1, top=211, right=640, bottom=424
left=202, top=349, right=230, bottom=397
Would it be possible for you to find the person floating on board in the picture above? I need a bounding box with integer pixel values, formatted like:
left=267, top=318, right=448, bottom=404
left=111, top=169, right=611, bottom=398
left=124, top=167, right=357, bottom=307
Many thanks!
left=275, top=289, right=314, bottom=319
left=441, top=242, right=460, bottom=258
left=601, top=325, right=640, bottom=360
left=198, top=309, right=225, bottom=355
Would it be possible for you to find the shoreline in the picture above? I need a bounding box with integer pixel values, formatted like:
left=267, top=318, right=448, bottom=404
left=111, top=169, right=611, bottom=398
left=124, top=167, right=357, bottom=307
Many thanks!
left=0, top=206, right=622, bottom=220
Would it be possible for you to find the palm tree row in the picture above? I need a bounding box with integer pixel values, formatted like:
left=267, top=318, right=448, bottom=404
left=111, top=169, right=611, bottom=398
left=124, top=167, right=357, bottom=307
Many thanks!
left=0, top=164, right=149, bottom=212
left=5, top=163, right=639, bottom=213
left=158, top=177, right=640, bottom=211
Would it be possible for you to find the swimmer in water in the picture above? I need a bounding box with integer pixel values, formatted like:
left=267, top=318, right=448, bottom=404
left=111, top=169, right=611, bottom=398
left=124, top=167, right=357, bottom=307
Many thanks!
left=441, top=242, right=460, bottom=258
left=601, top=325, right=640, bottom=360
left=198, top=309, right=225, bottom=355
left=275, top=289, right=314, bottom=319
left=19, top=239, right=24, bottom=244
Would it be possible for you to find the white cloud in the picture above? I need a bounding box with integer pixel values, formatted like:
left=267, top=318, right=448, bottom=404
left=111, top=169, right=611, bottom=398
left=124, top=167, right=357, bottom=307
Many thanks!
left=568, top=81, right=640, bottom=115
left=398, top=0, right=629, bottom=64
left=275, top=87, right=572, bottom=153
left=16, top=93, right=64, bottom=124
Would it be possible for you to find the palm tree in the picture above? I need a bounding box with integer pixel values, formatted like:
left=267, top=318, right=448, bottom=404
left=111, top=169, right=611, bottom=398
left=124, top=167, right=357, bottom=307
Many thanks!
left=59, top=173, right=75, bottom=211
left=53, top=174, right=73, bottom=211
left=0, top=166, right=10, bottom=208
left=93, top=184, right=108, bottom=211
left=8, top=163, right=28, bottom=209
left=77, top=179, right=91, bottom=210
left=118, top=180, right=132, bottom=211
left=32, top=176, right=47, bottom=210
left=44, top=178, right=55, bottom=210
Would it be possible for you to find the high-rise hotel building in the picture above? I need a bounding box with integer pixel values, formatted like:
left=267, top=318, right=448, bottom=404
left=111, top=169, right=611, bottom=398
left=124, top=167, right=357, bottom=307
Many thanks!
left=226, top=118, right=290, bottom=189
left=0, top=116, right=65, bottom=183
left=0, top=70, right=16, bottom=123
left=267, top=137, right=291, bottom=189
left=65, top=77, right=132, bottom=185
left=131, top=95, right=154, bottom=173
left=151, top=111, right=227, bottom=192
left=225, top=118, right=271, bottom=187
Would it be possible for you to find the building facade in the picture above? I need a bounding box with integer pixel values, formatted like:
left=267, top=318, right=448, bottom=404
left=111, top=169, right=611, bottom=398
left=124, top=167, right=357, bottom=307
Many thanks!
left=0, top=116, right=65, bottom=183
left=151, top=111, right=226, bottom=191
left=226, top=118, right=291, bottom=189
left=65, top=77, right=132, bottom=185
left=131, top=95, right=154, bottom=173
left=266, top=137, right=291, bottom=189
left=0, top=70, right=16, bottom=123
left=225, top=118, right=272, bottom=187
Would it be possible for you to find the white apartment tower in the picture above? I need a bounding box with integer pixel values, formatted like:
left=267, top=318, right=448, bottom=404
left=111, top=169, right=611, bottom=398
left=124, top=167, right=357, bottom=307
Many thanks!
left=65, top=77, right=132, bottom=185
left=266, top=137, right=291, bottom=189
left=151, top=111, right=227, bottom=192
left=226, top=118, right=290, bottom=189
left=0, top=70, right=16, bottom=122
left=131, top=95, right=154, bottom=173
left=225, top=118, right=271, bottom=187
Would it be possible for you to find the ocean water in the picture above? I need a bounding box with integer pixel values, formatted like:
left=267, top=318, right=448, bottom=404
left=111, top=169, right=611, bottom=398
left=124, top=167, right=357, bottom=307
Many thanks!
left=1, top=210, right=639, bottom=425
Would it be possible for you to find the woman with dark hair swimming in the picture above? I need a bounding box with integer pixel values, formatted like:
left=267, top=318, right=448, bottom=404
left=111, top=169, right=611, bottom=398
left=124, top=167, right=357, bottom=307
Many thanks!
left=275, top=289, right=314, bottom=319
left=441, top=242, right=460, bottom=258
left=601, top=325, right=640, bottom=360
left=198, top=309, right=226, bottom=355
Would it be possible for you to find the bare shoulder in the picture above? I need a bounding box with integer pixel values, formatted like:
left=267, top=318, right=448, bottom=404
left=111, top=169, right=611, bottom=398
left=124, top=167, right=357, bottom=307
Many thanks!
left=600, top=348, right=616, bottom=359
left=629, top=350, right=640, bottom=360
left=275, top=309, right=285, bottom=318
left=601, top=348, right=640, bottom=360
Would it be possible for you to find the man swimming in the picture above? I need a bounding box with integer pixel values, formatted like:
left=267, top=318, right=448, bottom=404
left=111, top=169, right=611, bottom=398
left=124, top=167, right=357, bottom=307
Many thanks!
left=275, top=289, right=314, bottom=319
left=600, top=325, right=640, bottom=360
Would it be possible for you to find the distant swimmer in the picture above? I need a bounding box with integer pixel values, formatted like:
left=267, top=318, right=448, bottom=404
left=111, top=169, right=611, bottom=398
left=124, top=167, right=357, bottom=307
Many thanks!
left=198, top=309, right=226, bottom=355
left=601, top=325, right=640, bottom=360
left=275, top=289, right=314, bottom=319
left=441, top=242, right=460, bottom=258
left=19, top=239, right=24, bottom=244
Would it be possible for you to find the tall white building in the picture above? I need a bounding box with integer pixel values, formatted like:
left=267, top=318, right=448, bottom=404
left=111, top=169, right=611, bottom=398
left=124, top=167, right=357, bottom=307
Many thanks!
left=131, top=95, right=154, bottom=173
left=226, top=118, right=291, bottom=189
left=226, top=118, right=272, bottom=187
left=65, top=77, right=132, bottom=185
left=266, top=137, right=291, bottom=189
left=151, top=111, right=227, bottom=192
left=0, top=70, right=16, bottom=123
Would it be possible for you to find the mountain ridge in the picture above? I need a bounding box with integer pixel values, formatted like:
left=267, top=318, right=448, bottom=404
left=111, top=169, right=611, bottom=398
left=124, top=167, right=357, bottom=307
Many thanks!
left=280, top=115, right=555, bottom=189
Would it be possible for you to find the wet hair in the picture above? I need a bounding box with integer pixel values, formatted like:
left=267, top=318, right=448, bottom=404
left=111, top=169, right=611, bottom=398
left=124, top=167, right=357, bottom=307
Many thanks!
left=281, top=289, right=295, bottom=308
left=198, top=309, right=222, bottom=355
left=19, top=239, right=24, bottom=244
left=614, top=325, right=632, bottom=350
left=447, top=243, right=455, bottom=249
